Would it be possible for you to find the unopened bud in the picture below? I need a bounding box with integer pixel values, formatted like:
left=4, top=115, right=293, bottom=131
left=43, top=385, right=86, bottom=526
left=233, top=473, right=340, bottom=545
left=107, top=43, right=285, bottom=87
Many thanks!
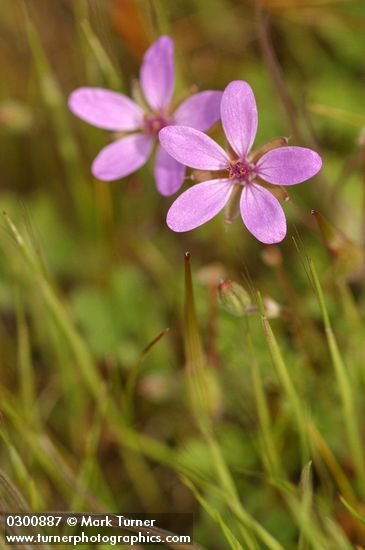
left=218, top=279, right=251, bottom=317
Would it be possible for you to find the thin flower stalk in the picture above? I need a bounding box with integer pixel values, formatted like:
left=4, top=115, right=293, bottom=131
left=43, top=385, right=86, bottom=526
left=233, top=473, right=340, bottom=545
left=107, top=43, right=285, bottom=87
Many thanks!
left=308, top=258, right=365, bottom=498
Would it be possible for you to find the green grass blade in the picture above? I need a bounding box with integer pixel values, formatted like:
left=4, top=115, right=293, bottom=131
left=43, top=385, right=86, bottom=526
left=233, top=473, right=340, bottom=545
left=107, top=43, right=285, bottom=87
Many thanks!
left=308, top=258, right=365, bottom=498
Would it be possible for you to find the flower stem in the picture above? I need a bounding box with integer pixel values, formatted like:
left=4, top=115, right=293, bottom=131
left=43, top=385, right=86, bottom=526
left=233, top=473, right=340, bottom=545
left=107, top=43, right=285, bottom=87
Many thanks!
left=308, top=258, right=365, bottom=498
left=257, top=292, right=309, bottom=464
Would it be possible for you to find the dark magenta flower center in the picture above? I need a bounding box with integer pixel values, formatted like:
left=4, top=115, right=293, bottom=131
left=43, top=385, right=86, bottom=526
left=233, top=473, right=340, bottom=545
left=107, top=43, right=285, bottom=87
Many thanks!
left=228, top=160, right=255, bottom=183
left=143, top=114, right=169, bottom=136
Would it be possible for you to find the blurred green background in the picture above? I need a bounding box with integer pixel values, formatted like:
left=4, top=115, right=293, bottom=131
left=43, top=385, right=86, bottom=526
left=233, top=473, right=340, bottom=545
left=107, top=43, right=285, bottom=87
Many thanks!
left=1, top=1, right=365, bottom=548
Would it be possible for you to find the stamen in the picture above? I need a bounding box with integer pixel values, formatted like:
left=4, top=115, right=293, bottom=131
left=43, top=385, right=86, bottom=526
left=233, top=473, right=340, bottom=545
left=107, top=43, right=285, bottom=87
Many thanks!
left=143, top=114, right=169, bottom=136
left=227, top=160, right=255, bottom=183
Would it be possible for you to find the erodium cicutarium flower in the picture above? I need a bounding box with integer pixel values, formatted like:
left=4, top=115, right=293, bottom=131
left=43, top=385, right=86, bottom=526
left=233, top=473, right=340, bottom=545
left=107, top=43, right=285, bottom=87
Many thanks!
left=68, top=36, right=222, bottom=196
left=159, top=80, right=322, bottom=243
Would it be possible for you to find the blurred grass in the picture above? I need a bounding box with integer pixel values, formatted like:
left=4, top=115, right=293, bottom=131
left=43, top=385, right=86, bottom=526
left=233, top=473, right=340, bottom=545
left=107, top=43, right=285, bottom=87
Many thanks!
left=1, top=0, right=365, bottom=548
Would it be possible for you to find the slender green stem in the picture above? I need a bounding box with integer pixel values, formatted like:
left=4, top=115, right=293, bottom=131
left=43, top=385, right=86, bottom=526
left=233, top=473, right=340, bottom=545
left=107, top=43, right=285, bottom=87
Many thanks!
left=25, top=17, right=91, bottom=225
left=308, top=258, right=365, bottom=497
left=80, top=19, right=124, bottom=90
left=245, top=318, right=281, bottom=478
left=15, top=288, right=40, bottom=427
left=184, top=254, right=283, bottom=550
left=2, top=214, right=184, bottom=476
left=257, top=292, right=309, bottom=463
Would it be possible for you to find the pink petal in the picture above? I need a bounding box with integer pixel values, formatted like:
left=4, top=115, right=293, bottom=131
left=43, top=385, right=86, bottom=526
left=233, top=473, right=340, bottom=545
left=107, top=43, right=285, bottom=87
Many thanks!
left=257, top=146, right=322, bottom=185
left=221, top=80, right=258, bottom=158
left=173, top=91, right=223, bottom=131
left=240, top=183, right=286, bottom=244
left=140, top=36, right=174, bottom=111
left=159, top=126, right=229, bottom=171
left=68, top=87, right=144, bottom=131
left=154, top=145, right=186, bottom=196
left=92, top=133, right=153, bottom=181
left=167, top=179, right=233, bottom=232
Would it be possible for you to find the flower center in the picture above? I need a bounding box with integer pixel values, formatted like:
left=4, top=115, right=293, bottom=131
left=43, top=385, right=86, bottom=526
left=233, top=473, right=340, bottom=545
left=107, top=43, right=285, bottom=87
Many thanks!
left=143, top=113, right=168, bottom=136
left=227, top=160, right=255, bottom=183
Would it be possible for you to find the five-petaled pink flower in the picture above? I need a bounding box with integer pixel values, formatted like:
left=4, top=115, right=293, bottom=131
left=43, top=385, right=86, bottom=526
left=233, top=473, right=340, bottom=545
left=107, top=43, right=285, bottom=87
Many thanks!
left=68, top=36, right=222, bottom=196
left=159, top=80, right=322, bottom=243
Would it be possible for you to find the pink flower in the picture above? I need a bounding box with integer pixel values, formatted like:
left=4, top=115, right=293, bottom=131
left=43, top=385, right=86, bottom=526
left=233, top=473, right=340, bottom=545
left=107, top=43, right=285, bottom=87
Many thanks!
left=68, top=36, right=222, bottom=196
left=159, top=80, right=322, bottom=243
